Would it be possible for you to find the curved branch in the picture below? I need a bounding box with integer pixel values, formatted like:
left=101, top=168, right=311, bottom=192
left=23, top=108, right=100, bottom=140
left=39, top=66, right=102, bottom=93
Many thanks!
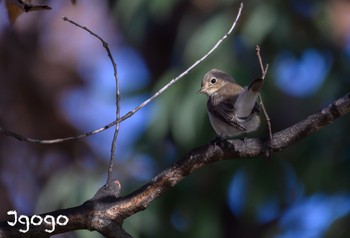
left=115, top=92, right=350, bottom=214
left=0, top=3, right=244, bottom=144
left=1, top=92, right=349, bottom=237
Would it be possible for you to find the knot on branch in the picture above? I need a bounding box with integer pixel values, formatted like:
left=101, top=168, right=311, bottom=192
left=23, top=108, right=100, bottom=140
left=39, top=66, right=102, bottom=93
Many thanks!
left=85, top=180, right=121, bottom=207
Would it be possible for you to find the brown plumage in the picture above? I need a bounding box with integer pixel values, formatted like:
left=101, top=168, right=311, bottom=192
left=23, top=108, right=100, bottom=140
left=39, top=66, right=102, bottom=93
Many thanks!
left=198, top=69, right=263, bottom=138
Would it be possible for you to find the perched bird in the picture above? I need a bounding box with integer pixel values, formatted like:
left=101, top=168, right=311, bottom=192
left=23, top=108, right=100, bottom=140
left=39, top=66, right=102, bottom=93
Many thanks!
left=198, top=69, right=264, bottom=138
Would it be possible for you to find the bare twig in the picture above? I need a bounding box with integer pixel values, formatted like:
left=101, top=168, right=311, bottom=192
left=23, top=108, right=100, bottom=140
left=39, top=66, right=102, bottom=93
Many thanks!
left=62, top=17, right=121, bottom=185
left=256, top=45, right=269, bottom=79
left=0, top=3, right=244, bottom=144
left=108, top=127, right=120, bottom=185
left=7, top=0, right=51, bottom=12
left=256, top=45, right=272, bottom=157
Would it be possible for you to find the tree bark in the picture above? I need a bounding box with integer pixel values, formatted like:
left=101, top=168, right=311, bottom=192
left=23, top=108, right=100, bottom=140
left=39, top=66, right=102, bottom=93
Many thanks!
left=0, top=92, right=349, bottom=237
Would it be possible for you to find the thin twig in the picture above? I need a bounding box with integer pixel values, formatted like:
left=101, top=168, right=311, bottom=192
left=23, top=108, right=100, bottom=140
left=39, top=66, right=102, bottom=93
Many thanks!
left=114, top=3, right=244, bottom=125
left=63, top=17, right=120, bottom=184
left=108, top=125, right=120, bottom=186
left=0, top=3, right=244, bottom=144
left=256, top=45, right=269, bottom=79
left=9, top=0, right=51, bottom=12
left=256, top=45, right=272, bottom=158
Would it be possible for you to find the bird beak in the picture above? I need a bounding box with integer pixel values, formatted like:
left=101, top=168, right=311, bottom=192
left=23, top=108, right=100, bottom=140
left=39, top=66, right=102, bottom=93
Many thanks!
left=197, top=88, right=205, bottom=94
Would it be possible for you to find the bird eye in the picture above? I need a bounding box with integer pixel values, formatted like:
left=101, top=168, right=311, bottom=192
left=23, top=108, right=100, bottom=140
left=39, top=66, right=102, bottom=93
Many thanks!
left=210, top=78, right=216, bottom=84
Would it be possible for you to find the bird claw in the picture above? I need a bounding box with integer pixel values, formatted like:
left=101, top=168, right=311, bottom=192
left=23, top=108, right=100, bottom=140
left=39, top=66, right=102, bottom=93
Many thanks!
left=210, top=135, right=224, bottom=145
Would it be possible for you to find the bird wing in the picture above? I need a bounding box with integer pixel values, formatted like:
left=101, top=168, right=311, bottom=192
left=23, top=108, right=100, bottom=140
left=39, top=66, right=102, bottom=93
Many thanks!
left=207, top=96, right=247, bottom=132
left=234, top=78, right=264, bottom=118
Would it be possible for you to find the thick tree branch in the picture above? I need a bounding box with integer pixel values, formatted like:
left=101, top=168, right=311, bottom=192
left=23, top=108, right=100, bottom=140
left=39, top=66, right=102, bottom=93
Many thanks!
left=271, top=93, right=350, bottom=151
left=1, top=92, right=349, bottom=237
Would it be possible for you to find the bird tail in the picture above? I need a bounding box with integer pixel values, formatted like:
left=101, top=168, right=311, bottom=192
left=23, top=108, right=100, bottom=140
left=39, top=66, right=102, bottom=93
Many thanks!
left=234, top=78, right=264, bottom=118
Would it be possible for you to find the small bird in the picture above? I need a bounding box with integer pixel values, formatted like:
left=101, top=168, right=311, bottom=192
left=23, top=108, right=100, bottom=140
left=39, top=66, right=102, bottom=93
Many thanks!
left=198, top=69, right=264, bottom=138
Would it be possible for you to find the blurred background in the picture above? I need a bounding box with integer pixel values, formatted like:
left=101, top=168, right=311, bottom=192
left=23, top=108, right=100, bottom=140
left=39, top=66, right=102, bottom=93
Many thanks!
left=0, top=0, right=349, bottom=237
